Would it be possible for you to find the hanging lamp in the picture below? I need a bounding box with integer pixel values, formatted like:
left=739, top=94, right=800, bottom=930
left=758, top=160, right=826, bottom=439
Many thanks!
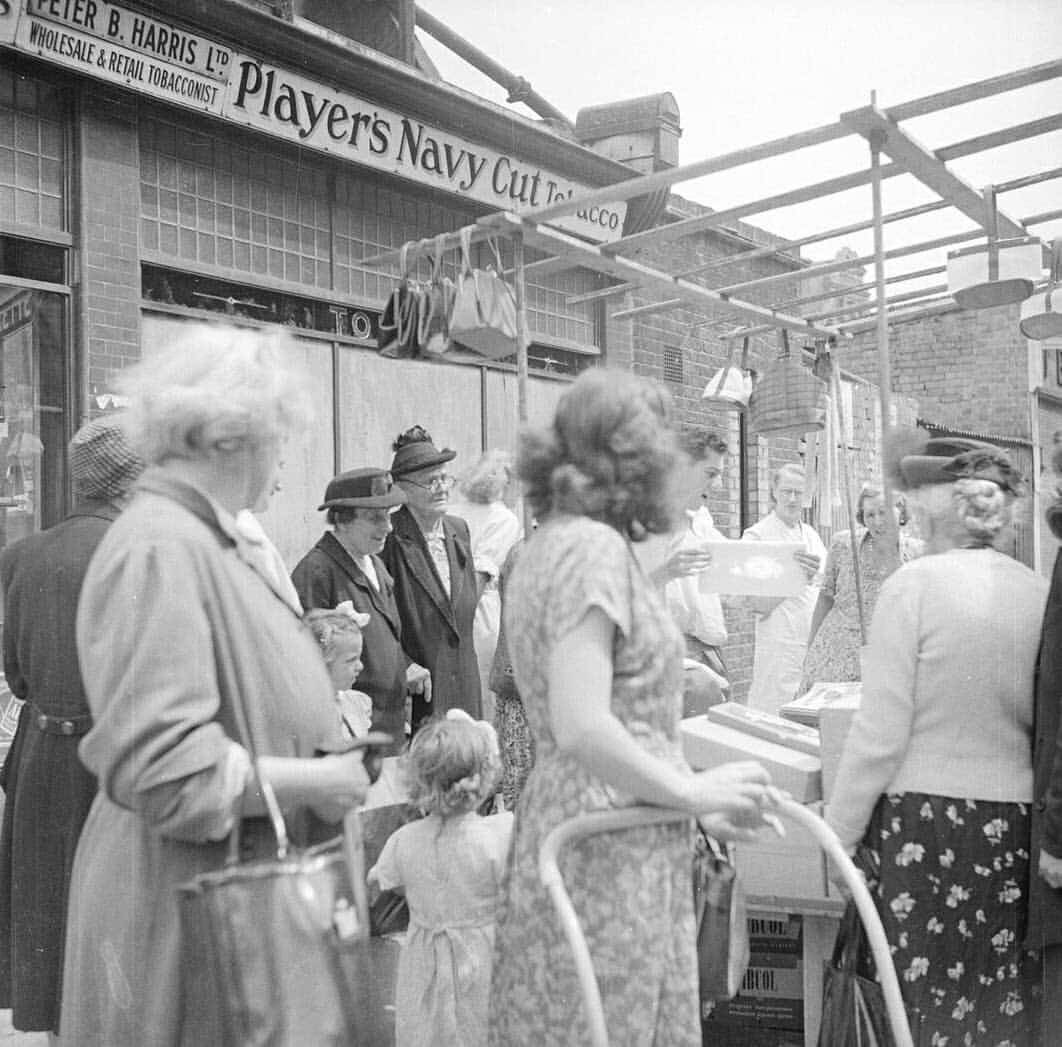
left=1019, top=241, right=1062, bottom=340
left=946, top=186, right=1042, bottom=309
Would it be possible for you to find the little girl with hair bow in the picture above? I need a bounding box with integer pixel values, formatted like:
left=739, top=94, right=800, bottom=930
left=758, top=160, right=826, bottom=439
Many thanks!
left=368, top=710, right=513, bottom=1047
left=304, top=601, right=375, bottom=740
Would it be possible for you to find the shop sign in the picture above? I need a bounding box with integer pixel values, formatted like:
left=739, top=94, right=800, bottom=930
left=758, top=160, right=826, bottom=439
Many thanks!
left=15, top=0, right=234, bottom=115
left=0, top=292, right=34, bottom=339
left=3, top=0, right=627, bottom=243
left=222, top=56, right=627, bottom=243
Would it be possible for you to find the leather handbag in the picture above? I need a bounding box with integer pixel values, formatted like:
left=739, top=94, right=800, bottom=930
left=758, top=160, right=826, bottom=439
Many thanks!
left=702, top=336, right=753, bottom=409
left=378, top=242, right=424, bottom=359
left=176, top=675, right=382, bottom=1046
left=449, top=227, right=520, bottom=360
left=817, top=899, right=894, bottom=1047
left=693, top=827, right=749, bottom=1003
left=748, top=329, right=829, bottom=436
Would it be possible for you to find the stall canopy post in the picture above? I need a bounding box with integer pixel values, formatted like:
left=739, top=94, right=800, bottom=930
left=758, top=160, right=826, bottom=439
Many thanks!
left=512, top=230, right=529, bottom=425
left=869, top=124, right=900, bottom=559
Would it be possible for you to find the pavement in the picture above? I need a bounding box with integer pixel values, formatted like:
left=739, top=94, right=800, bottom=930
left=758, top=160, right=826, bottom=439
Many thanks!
left=0, top=1011, right=46, bottom=1044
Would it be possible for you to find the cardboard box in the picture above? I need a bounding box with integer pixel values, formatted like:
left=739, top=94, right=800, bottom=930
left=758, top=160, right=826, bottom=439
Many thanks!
left=734, top=804, right=829, bottom=905
left=706, top=912, right=805, bottom=1033
left=818, top=692, right=862, bottom=802
left=681, top=717, right=822, bottom=803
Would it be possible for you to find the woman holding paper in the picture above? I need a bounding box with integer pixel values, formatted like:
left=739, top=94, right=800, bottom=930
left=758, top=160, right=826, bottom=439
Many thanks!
left=827, top=435, right=1044, bottom=1047
left=488, top=369, right=775, bottom=1047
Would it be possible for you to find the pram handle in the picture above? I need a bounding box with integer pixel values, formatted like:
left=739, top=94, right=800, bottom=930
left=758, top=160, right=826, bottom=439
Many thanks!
left=538, top=797, right=913, bottom=1047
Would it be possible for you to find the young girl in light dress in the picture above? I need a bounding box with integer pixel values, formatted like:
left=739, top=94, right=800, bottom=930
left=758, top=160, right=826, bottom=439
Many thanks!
left=368, top=710, right=513, bottom=1047
left=304, top=603, right=374, bottom=740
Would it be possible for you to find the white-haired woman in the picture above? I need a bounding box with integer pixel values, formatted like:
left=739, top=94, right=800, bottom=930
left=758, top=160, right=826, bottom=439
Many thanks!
left=59, top=325, right=372, bottom=1047
left=827, top=436, right=1046, bottom=1047
left=450, top=449, right=523, bottom=720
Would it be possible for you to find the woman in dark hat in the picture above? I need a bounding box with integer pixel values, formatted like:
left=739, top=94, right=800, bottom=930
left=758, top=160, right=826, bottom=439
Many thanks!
left=0, top=415, right=144, bottom=1040
left=383, top=426, right=481, bottom=725
left=827, top=432, right=1045, bottom=1046
left=292, top=467, right=429, bottom=752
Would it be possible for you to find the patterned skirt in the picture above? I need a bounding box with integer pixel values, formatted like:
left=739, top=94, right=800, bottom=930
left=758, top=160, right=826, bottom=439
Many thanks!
left=863, top=792, right=1040, bottom=1047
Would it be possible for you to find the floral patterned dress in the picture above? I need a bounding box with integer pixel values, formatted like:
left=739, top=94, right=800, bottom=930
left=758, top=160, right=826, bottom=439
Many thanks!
left=488, top=515, right=699, bottom=1047
left=799, top=529, right=911, bottom=695
left=864, top=793, right=1039, bottom=1046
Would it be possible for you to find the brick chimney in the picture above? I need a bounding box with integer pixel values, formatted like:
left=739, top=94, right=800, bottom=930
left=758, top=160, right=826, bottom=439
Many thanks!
left=574, top=93, right=681, bottom=173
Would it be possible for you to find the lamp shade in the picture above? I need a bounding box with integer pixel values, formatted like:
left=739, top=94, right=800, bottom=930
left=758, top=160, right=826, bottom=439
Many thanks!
left=947, top=236, right=1042, bottom=309
left=1019, top=241, right=1062, bottom=340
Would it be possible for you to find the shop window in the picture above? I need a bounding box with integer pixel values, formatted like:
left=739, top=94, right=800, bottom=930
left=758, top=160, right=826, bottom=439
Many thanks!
left=0, top=68, right=67, bottom=232
left=0, top=287, right=70, bottom=547
left=141, top=111, right=602, bottom=355
left=140, top=114, right=332, bottom=290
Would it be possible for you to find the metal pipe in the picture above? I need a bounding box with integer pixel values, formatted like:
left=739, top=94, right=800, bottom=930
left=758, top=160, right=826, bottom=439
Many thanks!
left=413, top=6, right=572, bottom=127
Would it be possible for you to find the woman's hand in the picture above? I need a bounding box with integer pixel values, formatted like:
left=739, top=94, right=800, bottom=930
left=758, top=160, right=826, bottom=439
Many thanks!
left=307, top=750, right=372, bottom=823
left=681, top=760, right=771, bottom=825
left=1040, top=848, right=1062, bottom=889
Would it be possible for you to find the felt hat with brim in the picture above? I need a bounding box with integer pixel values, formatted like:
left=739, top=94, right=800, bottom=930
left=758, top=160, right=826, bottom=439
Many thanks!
left=899, top=436, right=1004, bottom=489
left=390, top=439, right=457, bottom=479
left=318, top=468, right=407, bottom=510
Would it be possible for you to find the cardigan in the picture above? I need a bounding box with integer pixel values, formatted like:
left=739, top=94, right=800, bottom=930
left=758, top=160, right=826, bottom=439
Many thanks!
left=828, top=547, right=1047, bottom=852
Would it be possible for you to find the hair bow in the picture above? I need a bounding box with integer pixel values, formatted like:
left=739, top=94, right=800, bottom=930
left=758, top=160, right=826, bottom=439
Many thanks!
left=446, top=708, right=500, bottom=756
left=334, top=600, right=371, bottom=630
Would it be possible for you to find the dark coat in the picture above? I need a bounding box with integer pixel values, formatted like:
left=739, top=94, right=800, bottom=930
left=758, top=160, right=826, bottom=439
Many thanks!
left=1030, top=546, right=1062, bottom=949
left=382, top=505, right=481, bottom=722
left=0, top=501, right=117, bottom=1032
left=291, top=531, right=408, bottom=752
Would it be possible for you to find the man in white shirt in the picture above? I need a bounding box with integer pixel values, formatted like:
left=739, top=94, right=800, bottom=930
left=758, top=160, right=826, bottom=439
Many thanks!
left=648, top=430, right=732, bottom=715
left=741, top=463, right=825, bottom=715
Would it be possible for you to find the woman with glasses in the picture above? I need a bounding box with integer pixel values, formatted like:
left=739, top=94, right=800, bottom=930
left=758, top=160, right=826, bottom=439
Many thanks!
left=383, top=426, right=482, bottom=727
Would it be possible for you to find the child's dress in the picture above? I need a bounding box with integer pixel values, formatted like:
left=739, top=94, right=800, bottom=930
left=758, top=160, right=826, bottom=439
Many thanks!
left=369, top=810, right=513, bottom=1047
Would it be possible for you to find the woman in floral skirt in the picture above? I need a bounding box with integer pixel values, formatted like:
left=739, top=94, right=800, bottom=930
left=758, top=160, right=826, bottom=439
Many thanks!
left=827, top=434, right=1046, bottom=1046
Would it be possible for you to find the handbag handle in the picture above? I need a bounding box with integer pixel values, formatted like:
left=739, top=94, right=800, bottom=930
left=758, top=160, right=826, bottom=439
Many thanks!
left=459, top=225, right=474, bottom=276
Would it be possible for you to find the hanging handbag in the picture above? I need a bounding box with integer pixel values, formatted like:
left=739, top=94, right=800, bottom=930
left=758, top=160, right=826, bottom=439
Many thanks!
left=378, top=242, right=424, bottom=359
left=175, top=670, right=384, bottom=1047
left=702, top=335, right=753, bottom=408
left=449, top=227, right=520, bottom=360
left=748, top=328, right=829, bottom=436
left=417, top=234, right=457, bottom=359
left=817, top=897, right=895, bottom=1047
left=693, top=827, right=749, bottom=1003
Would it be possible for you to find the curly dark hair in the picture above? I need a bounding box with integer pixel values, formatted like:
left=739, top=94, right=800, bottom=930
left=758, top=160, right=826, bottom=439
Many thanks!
left=518, top=369, right=680, bottom=540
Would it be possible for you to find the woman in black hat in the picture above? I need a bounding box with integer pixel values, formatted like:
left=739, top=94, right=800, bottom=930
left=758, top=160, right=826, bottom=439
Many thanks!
left=0, top=416, right=143, bottom=1041
left=292, top=467, right=429, bottom=753
left=384, top=426, right=482, bottom=726
left=827, top=432, right=1045, bottom=1046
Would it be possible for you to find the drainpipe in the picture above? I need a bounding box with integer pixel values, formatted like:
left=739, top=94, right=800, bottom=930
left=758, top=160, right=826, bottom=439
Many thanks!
left=413, top=6, right=573, bottom=129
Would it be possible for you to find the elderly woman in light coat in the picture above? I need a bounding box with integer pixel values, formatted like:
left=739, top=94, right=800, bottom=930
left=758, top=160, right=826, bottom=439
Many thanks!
left=59, top=324, right=372, bottom=1047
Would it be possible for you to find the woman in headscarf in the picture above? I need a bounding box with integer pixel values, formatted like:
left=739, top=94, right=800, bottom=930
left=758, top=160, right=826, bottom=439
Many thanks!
left=59, top=324, right=373, bottom=1047
left=0, top=416, right=143, bottom=1042
left=827, top=434, right=1045, bottom=1046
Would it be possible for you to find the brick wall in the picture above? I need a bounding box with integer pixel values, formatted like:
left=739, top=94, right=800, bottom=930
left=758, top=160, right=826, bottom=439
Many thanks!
left=77, top=88, right=142, bottom=416
left=841, top=302, right=1029, bottom=439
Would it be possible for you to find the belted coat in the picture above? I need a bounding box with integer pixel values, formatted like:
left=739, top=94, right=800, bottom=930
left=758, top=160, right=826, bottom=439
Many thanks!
left=0, top=501, right=116, bottom=1032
